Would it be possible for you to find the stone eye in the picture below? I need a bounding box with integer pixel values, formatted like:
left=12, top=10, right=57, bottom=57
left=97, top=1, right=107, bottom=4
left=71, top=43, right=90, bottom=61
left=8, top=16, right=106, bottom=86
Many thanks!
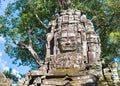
left=70, top=37, right=75, bottom=41
left=60, top=38, right=67, bottom=42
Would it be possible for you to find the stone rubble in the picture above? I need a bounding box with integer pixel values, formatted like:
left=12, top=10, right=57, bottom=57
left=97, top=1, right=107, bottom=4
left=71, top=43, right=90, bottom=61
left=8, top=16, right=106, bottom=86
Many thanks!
left=0, top=72, right=12, bottom=86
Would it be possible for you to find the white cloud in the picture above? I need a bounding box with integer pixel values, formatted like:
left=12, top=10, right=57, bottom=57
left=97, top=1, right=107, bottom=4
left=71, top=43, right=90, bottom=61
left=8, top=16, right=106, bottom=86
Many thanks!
left=12, top=69, right=21, bottom=78
left=0, top=52, right=21, bottom=79
left=0, top=52, right=2, bottom=57
left=0, top=54, right=21, bottom=79
left=0, top=52, right=9, bottom=71
left=0, top=37, right=5, bottom=43
left=1, top=61, right=9, bottom=71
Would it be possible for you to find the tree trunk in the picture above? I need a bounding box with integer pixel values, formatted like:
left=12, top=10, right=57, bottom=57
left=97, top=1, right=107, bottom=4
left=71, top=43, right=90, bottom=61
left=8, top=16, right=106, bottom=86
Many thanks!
left=27, top=45, right=44, bottom=66
left=13, top=41, right=44, bottom=66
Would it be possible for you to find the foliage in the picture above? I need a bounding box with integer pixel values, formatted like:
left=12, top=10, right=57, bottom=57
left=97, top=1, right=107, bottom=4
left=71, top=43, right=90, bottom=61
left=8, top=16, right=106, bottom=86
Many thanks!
left=118, top=70, right=120, bottom=77
left=3, top=68, right=21, bottom=83
left=1, top=0, right=56, bottom=68
left=0, top=0, right=120, bottom=68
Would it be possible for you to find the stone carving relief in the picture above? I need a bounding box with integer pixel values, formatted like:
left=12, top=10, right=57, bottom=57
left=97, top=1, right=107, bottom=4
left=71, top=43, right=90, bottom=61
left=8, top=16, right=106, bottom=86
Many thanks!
left=46, top=9, right=101, bottom=69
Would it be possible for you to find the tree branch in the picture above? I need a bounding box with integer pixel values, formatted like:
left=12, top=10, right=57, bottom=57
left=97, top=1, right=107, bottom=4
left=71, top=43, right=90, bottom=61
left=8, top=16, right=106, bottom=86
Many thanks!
left=27, top=45, right=44, bottom=66
left=35, top=14, right=49, bottom=29
left=13, top=41, right=28, bottom=49
left=13, top=40, right=44, bottom=66
left=28, top=28, right=33, bottom=46
left=36, top=37, right=46, bottom=43
left=109, top=12, right=115, bottom=24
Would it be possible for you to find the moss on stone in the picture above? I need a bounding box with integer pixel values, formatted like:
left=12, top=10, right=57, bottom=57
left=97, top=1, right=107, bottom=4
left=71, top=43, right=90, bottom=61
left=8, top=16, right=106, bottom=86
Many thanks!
left=98, top=81, right=114, bottom=86
left=99, top=77, right=105, bottom=82
left=49, top=68, right=84, bottom=76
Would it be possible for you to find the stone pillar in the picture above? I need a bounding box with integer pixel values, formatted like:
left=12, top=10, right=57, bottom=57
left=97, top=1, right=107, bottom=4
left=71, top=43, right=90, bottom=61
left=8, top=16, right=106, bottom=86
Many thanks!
left=111, top=63, right=120, bottom=83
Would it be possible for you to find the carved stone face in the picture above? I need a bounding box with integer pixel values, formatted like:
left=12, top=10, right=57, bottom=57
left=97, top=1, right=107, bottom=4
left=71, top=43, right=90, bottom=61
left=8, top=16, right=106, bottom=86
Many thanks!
left=59, top=31, right=77, bottom=52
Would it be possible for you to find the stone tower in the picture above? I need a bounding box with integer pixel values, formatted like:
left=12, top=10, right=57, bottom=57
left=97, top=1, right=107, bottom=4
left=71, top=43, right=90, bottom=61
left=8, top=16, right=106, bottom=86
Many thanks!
left=17, top=9, right=120, bottom=86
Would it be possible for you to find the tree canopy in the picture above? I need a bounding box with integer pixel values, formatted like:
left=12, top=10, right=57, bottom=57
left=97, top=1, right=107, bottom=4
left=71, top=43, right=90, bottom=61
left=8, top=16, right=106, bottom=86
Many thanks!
left=0, top=0, right=120, bottom=69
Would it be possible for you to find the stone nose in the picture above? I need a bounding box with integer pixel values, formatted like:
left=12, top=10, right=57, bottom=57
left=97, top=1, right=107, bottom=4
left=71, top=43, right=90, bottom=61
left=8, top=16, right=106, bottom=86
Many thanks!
left=66, top=42, right=70, bottom=45
left=66, top=40, right=71, bottom=45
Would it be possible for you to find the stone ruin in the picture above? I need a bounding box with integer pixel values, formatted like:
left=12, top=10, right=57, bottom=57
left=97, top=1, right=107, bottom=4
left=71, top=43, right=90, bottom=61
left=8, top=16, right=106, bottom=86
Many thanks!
left=17, top=9, right=120, bottom=86
left=0, top=72, right=12, bottom=86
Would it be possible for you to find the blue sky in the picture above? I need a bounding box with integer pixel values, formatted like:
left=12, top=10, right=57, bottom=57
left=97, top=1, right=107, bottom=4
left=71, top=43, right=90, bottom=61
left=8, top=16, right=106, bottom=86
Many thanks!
left=0, top=0, right=30, bottom=77
left=0, top=38, right=30, bottom=73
